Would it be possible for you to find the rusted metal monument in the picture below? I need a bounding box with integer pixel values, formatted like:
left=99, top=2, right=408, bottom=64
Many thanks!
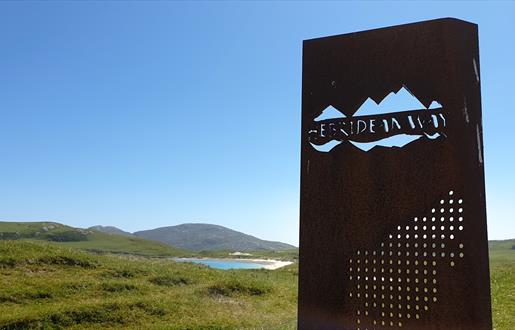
left=298, top=18, right=492, bottom=329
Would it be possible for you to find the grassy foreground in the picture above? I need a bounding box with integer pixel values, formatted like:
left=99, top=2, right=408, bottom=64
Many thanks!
left=0, top=239, right=513, bottom=329
left=0, top=241, right=297, bottom=329
left=489, top=239, right=515, bottom=330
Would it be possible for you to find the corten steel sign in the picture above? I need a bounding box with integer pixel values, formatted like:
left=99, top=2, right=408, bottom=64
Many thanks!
left=298, top=19, right=492, bottom=330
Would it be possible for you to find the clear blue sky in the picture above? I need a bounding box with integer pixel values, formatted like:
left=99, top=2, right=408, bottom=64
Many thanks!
left=1, top=1, right=514, bottom=246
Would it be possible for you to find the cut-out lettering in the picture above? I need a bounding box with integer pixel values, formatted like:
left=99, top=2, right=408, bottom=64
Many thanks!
left=309, top=87, right=445, bottom=152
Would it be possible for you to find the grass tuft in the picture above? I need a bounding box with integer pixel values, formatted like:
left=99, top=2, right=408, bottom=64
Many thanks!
left=207, top=277, right=273, bottom=297
left=101, top=282, right=138, bottom=293
left=149, top=275, right=192, bottom=287
left=36, top=255, right=97, bottom=268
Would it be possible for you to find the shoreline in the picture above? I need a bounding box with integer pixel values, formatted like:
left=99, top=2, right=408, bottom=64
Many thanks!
left=174, top=257, right=294, bottom=270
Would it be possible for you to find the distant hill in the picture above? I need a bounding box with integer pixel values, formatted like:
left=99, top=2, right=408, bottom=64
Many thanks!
left=488, top=238, right=515, bottom=250
left=134, top=223, right=296, bottom=252
left=89, top=225, right=133, bottom=237
left=489, top=238, right=515, bottom=265
left=0, top=221, right=188, bottom=257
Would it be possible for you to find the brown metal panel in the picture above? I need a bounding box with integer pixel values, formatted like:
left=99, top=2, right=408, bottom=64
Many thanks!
left=298, top=18, right=492, bottom=330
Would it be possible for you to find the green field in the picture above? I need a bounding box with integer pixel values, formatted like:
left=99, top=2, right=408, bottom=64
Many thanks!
left=489, top=239, right=515, bottom=330
left=0, top=223, right=513, bottom=329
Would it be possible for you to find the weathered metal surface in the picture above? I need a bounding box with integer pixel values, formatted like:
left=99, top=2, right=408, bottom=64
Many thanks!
left=298, top=18, right=491, bottom=330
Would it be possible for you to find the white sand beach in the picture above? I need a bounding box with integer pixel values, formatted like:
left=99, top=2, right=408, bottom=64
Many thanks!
left=244, top=258, right=294, bottom=270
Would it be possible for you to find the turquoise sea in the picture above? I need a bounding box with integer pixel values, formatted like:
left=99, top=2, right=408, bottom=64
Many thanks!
left=174, top=258, right=267, bottom=270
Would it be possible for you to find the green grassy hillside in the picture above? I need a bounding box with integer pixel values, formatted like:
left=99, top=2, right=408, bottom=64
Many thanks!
left=489, top=239, right=515, bottom=330
left=0, top=240, right=297, bottom=329
left=489, top=239, right=515, bottom=265
left=0, top=221, right=189, bottom=257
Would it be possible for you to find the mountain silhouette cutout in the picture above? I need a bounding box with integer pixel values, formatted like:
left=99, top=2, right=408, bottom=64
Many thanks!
left=311, top=86, right=442, bottom=152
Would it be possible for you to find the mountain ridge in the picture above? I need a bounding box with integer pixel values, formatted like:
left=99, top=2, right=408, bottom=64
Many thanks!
left=134, top=223, right=296, bottom=252
left=0, top=221, right=187, bottom=257
left=89, top=225, right=133, bottom=237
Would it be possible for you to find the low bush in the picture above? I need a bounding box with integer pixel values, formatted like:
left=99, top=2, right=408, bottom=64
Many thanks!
left=207, top=278, right=272, bottom=297
left=36, top=255, right=96, bottom=268
left=101, top=282, right=138, bottom=293
left=0, top=257, right=17, bottom=268
left=149, top=275, right=191, bottom=287
left=45, top=230, right=88, bottom=242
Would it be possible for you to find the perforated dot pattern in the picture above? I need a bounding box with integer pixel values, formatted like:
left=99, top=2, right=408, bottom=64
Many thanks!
left=348, top=190, right=465, bottom=329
